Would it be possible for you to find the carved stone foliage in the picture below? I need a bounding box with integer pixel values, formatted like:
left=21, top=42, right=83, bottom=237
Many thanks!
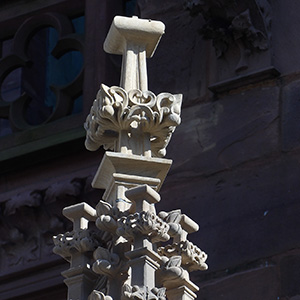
left=186, top=0, right=272, bottom=72
left=123, top=284, right=166, bottom=300
left=88, top=290, right=112, bottom=300
left=95, top=200, right=128, bottom=234
left=53, top=230, right=100, bottom=261
left=0, top=175, right=96, bottom=274
left=158, top=256, right=189, bottom=284
left=0, top=12, right=84, bottom=132
left=158, top=240, right=208, bottom=272
left=117, top=211, right=170, bottom=243
left=92, top=246, right=128, bottom=278
left=84, top=84, right=182, bottom=157
left=1, top=228, right=39, bottom=266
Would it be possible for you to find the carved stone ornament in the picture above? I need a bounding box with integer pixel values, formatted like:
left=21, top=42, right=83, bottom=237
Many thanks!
left=156, top=255, right=192, bottom=290
left=92, top=246, right=127, bottom=278
left=123, top=284, right=166, bottom=300
left=0, top=12, right=84, bottom=132
left=95, top=200, right=132, bottom=236
left=186, top=0, right=271, bottom=55
left=84, top=84, right=182, bottom=157
left=88, top=290, right=113, bottom=300
left=186, top=0, right=272, bottom=72
left=53, top=229, right=99, bottom=261
left=117, top=211, right=170, bottom=243
left=158, top=240, right=208, bottom=272
left=54, top=16, right=207, bottom=300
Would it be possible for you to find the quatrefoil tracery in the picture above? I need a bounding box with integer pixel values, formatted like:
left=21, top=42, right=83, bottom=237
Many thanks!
left=0, top=12, right=84, bottom=131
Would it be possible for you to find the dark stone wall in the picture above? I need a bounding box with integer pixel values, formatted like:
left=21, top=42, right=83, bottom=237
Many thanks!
left=138, top=0, right=300, bottom=299
left=1, top=0, right=300, bottom=299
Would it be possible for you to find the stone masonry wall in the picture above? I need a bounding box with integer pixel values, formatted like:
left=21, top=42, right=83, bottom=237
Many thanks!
left=138, top=0, right=300, bottom=299
left=1, top=0, right=300, bottom=299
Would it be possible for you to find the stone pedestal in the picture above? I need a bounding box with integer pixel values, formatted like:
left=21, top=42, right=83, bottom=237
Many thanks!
left=63, top=267, right=96, bottom=300
left=92, top=151, right=172, bottom=208
left=166, top=285, right=198, bottom=300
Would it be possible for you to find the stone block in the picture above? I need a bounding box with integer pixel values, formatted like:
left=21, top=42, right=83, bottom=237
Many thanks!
left=272, top=0, right=300, bottom=74
left=196, top=267, right=278, bottom=300
left=281, top=80, right=300, bottom=151
left=167, top=85, right=279, bottom=178
left=138, top=0, right=210, bottom=102
left=159, top=153, right=300, bottom=272
left=280, top=255, right=300, bottom=297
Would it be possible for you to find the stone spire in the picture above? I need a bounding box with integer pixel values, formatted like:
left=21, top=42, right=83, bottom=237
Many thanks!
left=53, top=15, right=208, bottom=300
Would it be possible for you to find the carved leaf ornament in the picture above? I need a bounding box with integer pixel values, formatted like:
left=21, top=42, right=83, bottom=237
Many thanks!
left=88, top=290, right=113, bottom=300
left=53, top=229, right=98, bottom=261
left=84, top=84, right=182, bottom=157
left=158, top=240, right=208, bottom=271
left=123, top=284, right=166, bottom=300
left=116, top=211, right=170, bottom=242
left=186, top=0, right=271, bottom=63
left=92, top=246, right=125, bottom=278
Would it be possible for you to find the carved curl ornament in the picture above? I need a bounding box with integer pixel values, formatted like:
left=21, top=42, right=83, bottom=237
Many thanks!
left=92, top=246, right=128, bottom=279
left=88, top=290, right=112, bottom=300
left=186, top=0, right=271, bottom=56
left=53, top=229, right=99, bottom=261
left=117, top=211, right=170, bottom=243
left=186, top=0, right=272, bottom=72
left=84, top=84, right=182, bottom=157
left=123, top=284, right=166, bottom=300
left=158, top=240, right=208, bottom=272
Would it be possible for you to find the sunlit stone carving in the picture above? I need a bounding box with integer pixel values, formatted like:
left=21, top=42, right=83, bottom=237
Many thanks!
left=54, top=15, right=207, bottom=300
left=85, top=84, right=182, bottom=157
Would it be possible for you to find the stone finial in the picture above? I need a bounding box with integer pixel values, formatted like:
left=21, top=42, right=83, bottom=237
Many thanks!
left=104, top=16, right=165, bottom=92
left=53, top=203, right=97, bottom=262
left=84, top=16, right=182, bottom=158
left=55, top=15, right=207, bottom=300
